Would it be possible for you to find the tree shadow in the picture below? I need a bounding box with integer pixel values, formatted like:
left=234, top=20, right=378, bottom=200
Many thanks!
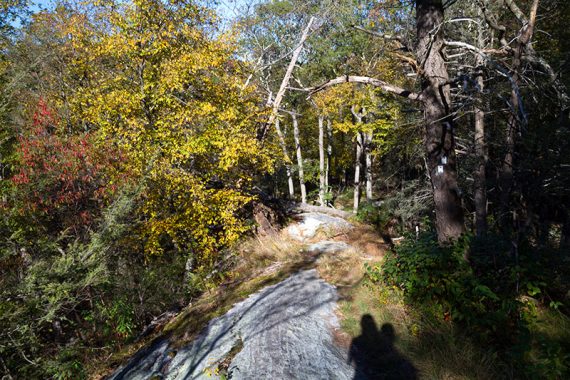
left=349, top=315, right=418, bottom=380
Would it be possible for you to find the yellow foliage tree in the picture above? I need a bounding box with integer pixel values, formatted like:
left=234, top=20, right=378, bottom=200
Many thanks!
left=313, top=82, right=401, bottom=155
left=67, top=0, right=273, bottom=258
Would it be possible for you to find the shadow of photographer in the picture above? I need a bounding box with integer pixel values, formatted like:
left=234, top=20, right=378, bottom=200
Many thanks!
left=349, top=314, right=418, bottom=380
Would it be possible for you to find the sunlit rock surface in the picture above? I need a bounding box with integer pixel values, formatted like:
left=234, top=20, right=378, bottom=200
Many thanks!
left=287, top=212, right=352, bottom=241
left=108, top=270, right=355, bottom=380
left=306, top=240, right=351, bottom=255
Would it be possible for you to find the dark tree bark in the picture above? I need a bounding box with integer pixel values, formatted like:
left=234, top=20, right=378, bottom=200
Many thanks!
left=416, top=0, right=465, bottom=242
left=474, top=73, right=488, bottom=236
left=561, top=210, right=570, bottom=250
left=474, top=18, right=488, bottom=236
left=499, top=0, right=539, bottom=228
left=309, top=0, right=466, bottom=242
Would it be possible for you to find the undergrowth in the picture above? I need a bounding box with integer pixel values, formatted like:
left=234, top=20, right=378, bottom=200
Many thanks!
left=363, top=233, right=570, bottom=379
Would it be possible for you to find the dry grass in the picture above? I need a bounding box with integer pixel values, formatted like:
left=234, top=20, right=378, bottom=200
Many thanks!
left=339, top=224, right=388, bottom=259
left=233, top=230, right=305, bottom=275
left=315, top=221, right=507, bottom=379
left=316, top=246, right=367, bottom=288
left=337, top=280, right=410, bottom=338
left=337, top=273, right=507, bottom=380
left=533, top=305, right=570, bottom=343
left=162, top=231, right=329, bottom=349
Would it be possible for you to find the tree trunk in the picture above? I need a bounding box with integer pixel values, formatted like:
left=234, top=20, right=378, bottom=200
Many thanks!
left=353, top=131, right=363, bottom=214
left=318, top=115, right=326, bottom=206
left=365, top=131, right=373, bottom=201
left=274, top=118, right=295, bottom=198
left=561, top=210, right=570, bottom=250
left=351, top=106, right=366, bottom=213
left=260, top=17, right=315, bottom=140
left=474, top=21, right=488, bottom=236
left=499, top=49, right=520, bottom=226
left=416, top=0, right=465, bottom=242
left=474, top=74, right=488, bottom=236
left=499, top=0, right=539, bottom=228
left=325, top=118, right=332, bottom=191
left=292, top=113, right=307, bottom=203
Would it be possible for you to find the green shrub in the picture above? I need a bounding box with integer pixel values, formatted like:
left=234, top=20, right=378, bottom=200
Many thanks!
left=368, top=234, right=515, bottom=333
left=46, top=348, right=87, bottom=380
left=366, top=233, right=570, bottom=378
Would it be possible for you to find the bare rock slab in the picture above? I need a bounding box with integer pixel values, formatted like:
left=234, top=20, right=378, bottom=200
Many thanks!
left=306, top=241, right=351, bottom=255
left=109, top=269, right=355, bottom=380
left=287, top=212, right=352, bottom=241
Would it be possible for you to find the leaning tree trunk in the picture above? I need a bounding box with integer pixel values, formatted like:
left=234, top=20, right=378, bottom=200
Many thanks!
left=318, top=115, right=326, bottom=206
left=292, top=113, right=307, bottom=203
left=260, top=17, right=315, bottom=140
left=365, top=131, right=373, bottom=201
left=416, top=0, right=465, bottom=242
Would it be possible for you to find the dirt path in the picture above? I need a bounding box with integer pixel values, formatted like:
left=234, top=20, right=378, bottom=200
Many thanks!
left=109, top=212, right=362, bottom=380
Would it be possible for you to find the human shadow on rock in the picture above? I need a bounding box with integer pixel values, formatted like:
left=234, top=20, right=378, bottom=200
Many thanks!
left=349, top=315, right=418, bottom=380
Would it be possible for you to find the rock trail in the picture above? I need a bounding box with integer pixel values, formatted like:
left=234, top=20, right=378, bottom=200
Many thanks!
left=109, top=211, right=358, bottom=380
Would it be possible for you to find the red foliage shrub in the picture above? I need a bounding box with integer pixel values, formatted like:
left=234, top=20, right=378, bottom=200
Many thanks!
left=11, top=99, right=124, bottom=232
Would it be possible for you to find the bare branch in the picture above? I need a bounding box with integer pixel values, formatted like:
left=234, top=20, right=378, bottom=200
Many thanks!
left=477, top=0, right=508, bottom=47
left=444, top=37, right=567, bottom=107
left=393, top=52, right=421, bottom=74
left=352, top=25, right=410, bottom=51
left=308, top=75, right=421, bottom=101
left=504, top=0, right=530, bottom=25
left=259, top=16, right=315, bottom=140
left=444, top=40, right=509, bottom=58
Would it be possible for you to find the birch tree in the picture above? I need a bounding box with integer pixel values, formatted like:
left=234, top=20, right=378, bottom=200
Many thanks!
left=318, top=114, right=326, bottom=205
left=351, top=105, right=365, bottom=213
left=291, top=111, right=307, bottom=203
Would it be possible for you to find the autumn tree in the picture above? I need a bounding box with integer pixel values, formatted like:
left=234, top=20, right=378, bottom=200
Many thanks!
left=67, top=0, right=273, bottom=257
left=0, top=1, right=274, bottom=376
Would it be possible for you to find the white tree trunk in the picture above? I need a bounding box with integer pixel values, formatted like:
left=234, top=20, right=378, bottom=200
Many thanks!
left=318, top=115, right=326, bottom=206
left=351, top=106, right=365, bottom=213
left=274, top=118, right=295, bottom=198
left=353, top=131, right=363, bottom=213
left=325, top=118, right=332, bottom=191
left=292, top=113, right=307, bottom=203
left=365, top=131, right=373, bottom=200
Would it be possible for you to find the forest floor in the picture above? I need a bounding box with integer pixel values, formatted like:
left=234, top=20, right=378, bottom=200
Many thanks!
left=94, top=207, right=506, bottom=380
